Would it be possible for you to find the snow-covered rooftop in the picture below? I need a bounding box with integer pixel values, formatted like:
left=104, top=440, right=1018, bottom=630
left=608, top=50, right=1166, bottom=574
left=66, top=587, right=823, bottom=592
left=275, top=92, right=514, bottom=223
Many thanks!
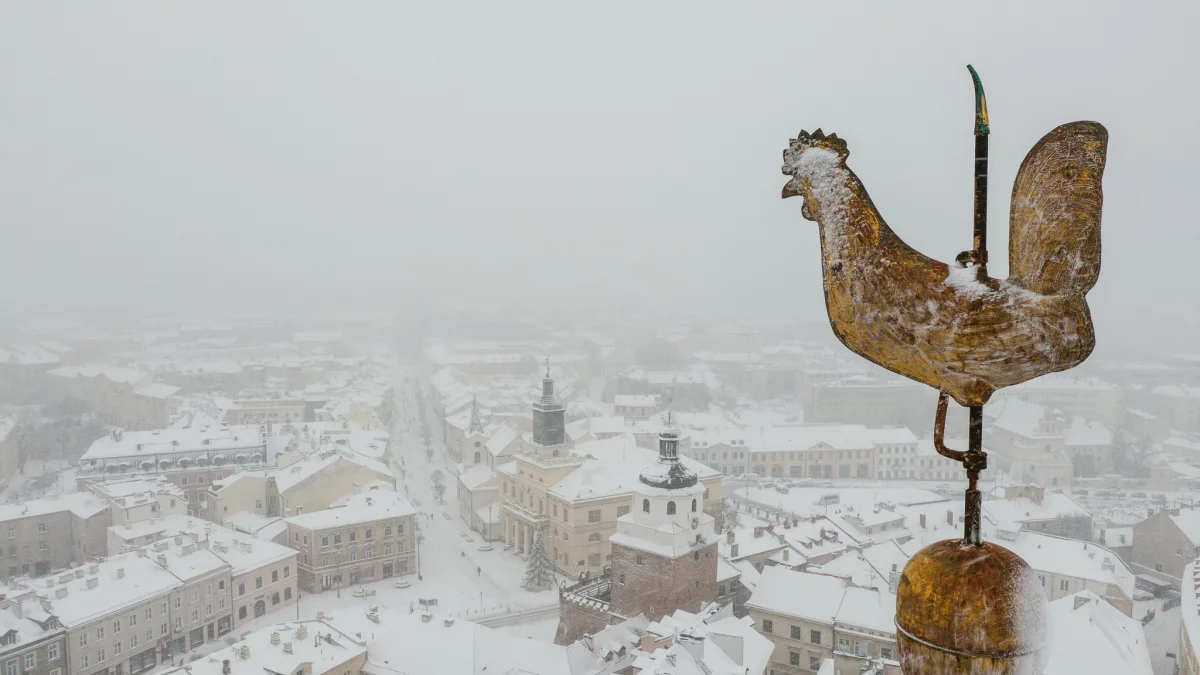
left=81, top=425, right=266, bottom=461
left=285, top=490, right=415, bottom=530
left=0, top=492, right=107, bottom=523
left=365, top=614, right=569, bottom=675
left=43, top=552, right=182, bottom=626
left=1043, top=591, right=1152, bottom=675
left=163, top=619, right=364, bottom=675
left=746, top=566, right=846, bottom=624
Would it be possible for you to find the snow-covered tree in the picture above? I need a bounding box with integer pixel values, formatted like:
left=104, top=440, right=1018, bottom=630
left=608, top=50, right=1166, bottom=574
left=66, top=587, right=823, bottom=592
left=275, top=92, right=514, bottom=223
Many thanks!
left=523, top=531, right=554, bottom=591
left=715, top=499, right=741, bottom=534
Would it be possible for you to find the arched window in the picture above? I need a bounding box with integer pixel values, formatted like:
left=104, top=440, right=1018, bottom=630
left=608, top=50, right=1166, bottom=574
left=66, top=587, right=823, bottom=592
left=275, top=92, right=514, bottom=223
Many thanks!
left=642, top=499, right=650, bottom=513
left=667, top=501, right=676, bottom=515
left=691, top=499, right=697, bottom=512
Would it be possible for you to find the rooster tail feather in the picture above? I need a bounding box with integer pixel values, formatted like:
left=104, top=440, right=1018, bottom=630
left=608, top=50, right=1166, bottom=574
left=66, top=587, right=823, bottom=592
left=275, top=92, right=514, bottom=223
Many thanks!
left=1007, top=121, right=1108, bottom=296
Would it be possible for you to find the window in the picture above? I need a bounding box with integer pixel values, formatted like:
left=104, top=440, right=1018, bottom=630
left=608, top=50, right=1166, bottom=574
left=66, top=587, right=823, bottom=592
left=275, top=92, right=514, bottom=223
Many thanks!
left=322, top=536, right=329, bottom=547
left=174, top=597, right=181, bottom=609
left=855, top=641, right=866, bottom=657
left=396, top=523, right=404, bottom=534
left=691, top=499, right=697, bottom=512
left=131, top=634, right=138, bottom=648
left=588, top=509, right=601, bottom=523
left=666, top=501, right=676, bottom=515
left=162, top=623, right=169, bottom=636
left=272, top=570, right=279, bottom=583
left=334, top=534, right=342, bottom=545
left=48, top=642, right=60, bottom=660
left=6, top=529, right=12, bottom=539
left=130, top=613, right=137, bottom=626
left=147, top=630, right=153, bottom=641
left=239, top=607, right=247, bottom=619
left=114, top=641, right=122, bottom=655
left=256, top=500, right=263, bottom=509
left=588, top=553, right=600, bottom=567
left=146, top=608, right=153, bottom=620
left=272, top=593, right=280, bottom=605
left=636, top=554, right=644, bottom=566
left=37, top=523, right=46, bottom=533
left=39, top=542, right=46, bottom=551
left=789, top=652, right=800, bottom=666
left=642, top=499, right=650, bottom=513
left=791, top=625, right=802, bottom=639
left=238, top=582, right=245, bottom=595
left=1059, top=580, right=1069, bottom=591
left=114, top=619, right=121, bottom=633
left=761, top=619, right=773, bottom=633
left=24, top=653, right=35, bottom=669
left=191, top=609, right=198, bottom=621
left=838, top=638, right=850, bottom=652
left=284, top=587, right=292, bottom=600
left=880, top=647, right=893, bottom=660
left=617, top=505, right=630, bottom=518
left=256, top=576, right=263, bottom=589
left=98, top=648, right=106, bottom=662
left=82, top=656, right=89, bottom=669
left=206, top=583, right=212, bottom=596
left=810, top=656, right=823, bottom=671
left=284, top=566, right=290, bottom=578
left=97, top=626, right=105, bottom=639
left=810, top=630, right=821, bottom=645
left=588, top=533, right=601, bottom=543
left=181, top=478, right=188, bottom=486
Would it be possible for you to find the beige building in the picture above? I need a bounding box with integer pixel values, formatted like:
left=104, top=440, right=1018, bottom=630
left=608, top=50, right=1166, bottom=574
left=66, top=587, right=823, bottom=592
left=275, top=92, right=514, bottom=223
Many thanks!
left=750, top=425, right=876, bottom=480
left=48, top=553, right=183, bottom=675
left=0, top=584, right=66, bottom=675
left=0, top=494, right=110, bottom=579
left=498, top=434, right=721, bottom=577
left=148, top=537, right=234, bottom=655
left=87, top=476, right=189, bottom=532
left=804, top=377, right=930, bottom=430
left=747, top=566, right=898, bottom=675
left=223, top=394, right=306, bottom=425
left=286, top=490, right=418, bottom=592
left=985, top=397, right=1112, bottom=486
left=206, top=449, right=394, bottom=522
left=1132, top=505, right=1200, bottom=583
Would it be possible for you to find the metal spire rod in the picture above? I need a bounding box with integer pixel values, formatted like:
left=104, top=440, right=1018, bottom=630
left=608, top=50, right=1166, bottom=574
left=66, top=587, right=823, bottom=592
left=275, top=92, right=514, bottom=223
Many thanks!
left=934, top=65, right=992, bottom=547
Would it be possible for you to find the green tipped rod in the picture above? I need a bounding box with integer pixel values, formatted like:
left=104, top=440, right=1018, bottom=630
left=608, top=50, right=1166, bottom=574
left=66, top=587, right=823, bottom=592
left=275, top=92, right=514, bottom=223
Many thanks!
left=967, top=64, right=989, bottom=136
left=968, top=65, right=990, bottom=271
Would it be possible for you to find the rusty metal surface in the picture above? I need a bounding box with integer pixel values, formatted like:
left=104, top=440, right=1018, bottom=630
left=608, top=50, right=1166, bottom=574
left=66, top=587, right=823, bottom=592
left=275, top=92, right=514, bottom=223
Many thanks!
left=780, top=123, right=1107, bottom=408
left=896, top=539, right=1047, bottom=674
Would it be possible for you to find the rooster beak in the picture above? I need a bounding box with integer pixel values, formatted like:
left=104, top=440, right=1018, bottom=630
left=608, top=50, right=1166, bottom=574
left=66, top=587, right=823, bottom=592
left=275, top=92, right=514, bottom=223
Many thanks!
left=782, top=177, right=803, bottom=199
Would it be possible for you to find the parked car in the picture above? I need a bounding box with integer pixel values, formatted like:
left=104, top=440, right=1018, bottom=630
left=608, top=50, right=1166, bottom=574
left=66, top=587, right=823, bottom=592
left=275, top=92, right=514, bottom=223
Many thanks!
left=775, top=485, right=790, bottom=494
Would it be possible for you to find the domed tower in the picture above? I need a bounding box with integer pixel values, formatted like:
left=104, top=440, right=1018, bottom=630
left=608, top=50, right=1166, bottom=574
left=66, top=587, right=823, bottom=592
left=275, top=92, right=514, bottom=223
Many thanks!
left=608, top=413, right=720, bottom=621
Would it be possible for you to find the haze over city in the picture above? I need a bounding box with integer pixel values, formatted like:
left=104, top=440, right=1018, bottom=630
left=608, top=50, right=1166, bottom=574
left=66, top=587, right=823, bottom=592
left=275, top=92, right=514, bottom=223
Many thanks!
left=0, top=3, right=1197, bottom=675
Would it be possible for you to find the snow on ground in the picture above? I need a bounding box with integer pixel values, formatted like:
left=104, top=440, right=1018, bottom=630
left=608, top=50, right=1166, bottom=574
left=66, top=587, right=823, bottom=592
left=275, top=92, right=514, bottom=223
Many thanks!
left=0, top=459, right=77, bottom=501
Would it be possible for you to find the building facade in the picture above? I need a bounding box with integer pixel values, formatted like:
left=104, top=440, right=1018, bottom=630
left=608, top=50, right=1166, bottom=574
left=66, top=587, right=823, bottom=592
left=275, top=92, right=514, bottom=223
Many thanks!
left=0, top=495, right=110, bottom=579
left=286, top=491, right=418, bottom=593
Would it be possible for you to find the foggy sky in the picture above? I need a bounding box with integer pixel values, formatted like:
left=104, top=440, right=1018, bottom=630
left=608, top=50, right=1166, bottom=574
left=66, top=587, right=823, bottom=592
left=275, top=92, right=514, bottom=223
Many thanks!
left=1, top=2, right=1196, bottom=351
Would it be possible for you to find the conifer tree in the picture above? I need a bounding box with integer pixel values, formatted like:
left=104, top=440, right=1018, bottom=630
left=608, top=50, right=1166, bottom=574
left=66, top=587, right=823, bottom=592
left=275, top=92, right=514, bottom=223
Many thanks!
left=522, top=531, right=554, bottom=591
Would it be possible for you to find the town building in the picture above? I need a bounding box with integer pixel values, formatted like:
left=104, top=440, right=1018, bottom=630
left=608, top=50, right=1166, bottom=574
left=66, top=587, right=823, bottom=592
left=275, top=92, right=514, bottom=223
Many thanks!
left=750, top=425, right=876, bottom=480
left=77, top=426, right=274, bottom=509
left=1151, top=384, right=1200, bottom=434
left=160, top=619, right=367, bottom=675
left=868, top=428, right=920, bottom=480
left=984, top=397, right=1113, bottom=485
left=222, top=393, right=307, bottom=425
left=146, top=534, right=234, bottom=654
left=87, top=476, right=189, bottom=531
left=803, top=377, right=931, bottom=430
left=0, top=494, right=110, bottom=579
left=746, top=566, right=898, bottom=675
left=46, top=552, right=182, bottom=675
left=612, top=394, right=658, bottom=420
left=286, top=490, right=418, bottom=592
left=46, top=366, right=179, bottom=430
left=996, top=375, right=1123, bottom=427
left=555, top=417, right=721, bottom=644
left=1131, top=504, right=1200, bottom=583
left=991, top=527, right=1135, bottom=616
left=0, top=584, right=66, bottom=675
left=1178, top=558, right=1200, bottom=675
left=205, top=448, right=393, bottom=522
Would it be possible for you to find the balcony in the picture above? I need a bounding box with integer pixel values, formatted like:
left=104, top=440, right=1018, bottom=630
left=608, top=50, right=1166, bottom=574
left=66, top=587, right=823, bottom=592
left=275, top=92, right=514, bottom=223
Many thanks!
left=500, top=500, right=548, bottom=525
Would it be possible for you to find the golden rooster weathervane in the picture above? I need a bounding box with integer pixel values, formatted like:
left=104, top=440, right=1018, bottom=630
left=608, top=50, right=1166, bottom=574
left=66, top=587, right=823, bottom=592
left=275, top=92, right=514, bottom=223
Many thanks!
left=782, top=66, right=1107, bottom=674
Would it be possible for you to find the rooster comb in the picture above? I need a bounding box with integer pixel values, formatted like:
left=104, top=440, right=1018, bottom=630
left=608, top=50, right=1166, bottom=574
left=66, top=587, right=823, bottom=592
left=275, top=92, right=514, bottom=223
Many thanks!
left=788, top=128, right=850, bottom=161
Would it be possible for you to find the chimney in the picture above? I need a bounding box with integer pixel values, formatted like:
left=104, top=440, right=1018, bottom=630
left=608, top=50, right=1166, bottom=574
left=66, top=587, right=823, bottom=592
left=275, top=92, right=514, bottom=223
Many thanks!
left=157, top=554, right=168, bottom=567
left=888, top=564, right=900, bottom=594
left=297, top=625, right=308, bottom=640
left=782, top=549, right=790, bottom=562
left=283, top=642, right=292, bottom=654
left=316, top=610, right=325, bottom=621
left=86, top=577, right=99, bottom=589
left=730, top=543, right=739, bottom=558
left=919, top=514, right=926, bottom=529
left=726, top=531, right=735, bottom=545
left=270, top=632, right=280, bottom=645
left=240, top=646, right=251, bottom=660
left=222, top=660, right=231, bottom=675
left=55, top=588, right=68, bottom=599
left=117, top=568, right=125, bottom=579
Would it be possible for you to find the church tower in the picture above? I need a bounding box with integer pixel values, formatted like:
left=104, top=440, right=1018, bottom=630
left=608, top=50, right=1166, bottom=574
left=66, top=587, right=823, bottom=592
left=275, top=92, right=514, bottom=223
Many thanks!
left=607, top=413, right=719, bottom=621
left=530, top=358, right=567, bottom=452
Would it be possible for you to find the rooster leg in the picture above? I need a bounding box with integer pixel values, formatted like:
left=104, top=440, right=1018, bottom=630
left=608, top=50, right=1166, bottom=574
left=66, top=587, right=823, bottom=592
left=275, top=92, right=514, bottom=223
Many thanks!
left=933, top=392, right=988, bottom=545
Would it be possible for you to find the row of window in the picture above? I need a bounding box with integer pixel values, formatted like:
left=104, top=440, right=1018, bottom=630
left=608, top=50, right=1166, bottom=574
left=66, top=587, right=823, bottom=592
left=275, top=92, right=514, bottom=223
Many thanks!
left=2, top=642, right=59, bottom=675
left=305, top=523, right=404, bottom=548
left=237, top=567, right=289, bottom=595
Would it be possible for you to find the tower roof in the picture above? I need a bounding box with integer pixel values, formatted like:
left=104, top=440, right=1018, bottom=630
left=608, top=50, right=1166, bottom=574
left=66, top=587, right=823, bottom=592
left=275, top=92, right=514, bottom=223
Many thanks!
left=639, top=410, right=697, bottom=490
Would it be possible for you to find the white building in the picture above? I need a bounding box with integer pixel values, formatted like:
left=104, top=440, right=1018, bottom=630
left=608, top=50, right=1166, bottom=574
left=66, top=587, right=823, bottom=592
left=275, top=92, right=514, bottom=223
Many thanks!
left=1043, top=591, right=1151, bottom=675
left=160, top=619, right=367, bottom=675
